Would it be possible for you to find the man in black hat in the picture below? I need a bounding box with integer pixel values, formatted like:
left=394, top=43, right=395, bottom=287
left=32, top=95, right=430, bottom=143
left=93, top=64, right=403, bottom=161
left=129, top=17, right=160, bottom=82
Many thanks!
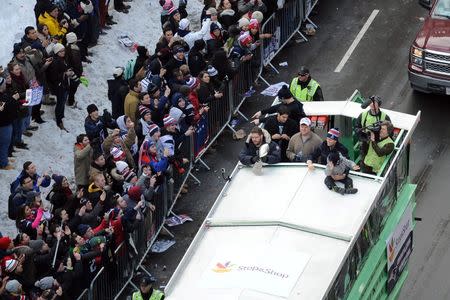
left=132, top=276, right=164, bottom=300
left=251, top=85, right=306, bottom=123
left=289, top=66, right=324, bottom=102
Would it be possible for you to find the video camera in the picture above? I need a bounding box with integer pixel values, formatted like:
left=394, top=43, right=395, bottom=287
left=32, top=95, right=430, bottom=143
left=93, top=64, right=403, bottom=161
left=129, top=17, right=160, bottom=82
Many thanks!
left=357, top=120, right=383, bottom=142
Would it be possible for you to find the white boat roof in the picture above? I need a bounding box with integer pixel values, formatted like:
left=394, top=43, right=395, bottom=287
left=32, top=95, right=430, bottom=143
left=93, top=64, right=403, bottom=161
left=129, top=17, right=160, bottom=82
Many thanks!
left=165, top=90, right=420, bottom=300
left=165, top=165, right=382, bottom=300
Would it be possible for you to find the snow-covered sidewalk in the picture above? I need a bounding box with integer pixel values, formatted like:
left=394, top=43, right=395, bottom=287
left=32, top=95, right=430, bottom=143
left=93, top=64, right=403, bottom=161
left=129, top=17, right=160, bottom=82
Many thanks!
left=0, top=0, right=202, bottom=237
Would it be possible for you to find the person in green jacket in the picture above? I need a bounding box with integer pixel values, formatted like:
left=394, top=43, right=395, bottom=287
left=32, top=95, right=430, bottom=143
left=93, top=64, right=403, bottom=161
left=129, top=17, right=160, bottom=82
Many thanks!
left=361, top=121, right=395, bottom=175
left=289, top=66, right=324, bottom=102
left=132, top=276, right=165, bottom=300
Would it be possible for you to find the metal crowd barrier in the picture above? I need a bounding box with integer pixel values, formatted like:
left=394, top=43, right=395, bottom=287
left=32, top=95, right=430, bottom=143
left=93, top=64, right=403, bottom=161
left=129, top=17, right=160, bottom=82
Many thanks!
left=258, top=0, right=306, bottom=85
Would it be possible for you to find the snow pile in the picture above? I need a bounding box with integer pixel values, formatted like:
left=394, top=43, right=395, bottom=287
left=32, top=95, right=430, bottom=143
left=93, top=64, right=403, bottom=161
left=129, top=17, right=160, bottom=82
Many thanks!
left=0, top=0, right=203, bottom=237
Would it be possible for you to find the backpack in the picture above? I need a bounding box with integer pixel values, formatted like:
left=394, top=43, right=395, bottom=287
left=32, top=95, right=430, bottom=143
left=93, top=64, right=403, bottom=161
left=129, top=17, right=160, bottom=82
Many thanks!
left=8, top=192, right=17, bottom=220
left=124, top=58, right=136, bottom=81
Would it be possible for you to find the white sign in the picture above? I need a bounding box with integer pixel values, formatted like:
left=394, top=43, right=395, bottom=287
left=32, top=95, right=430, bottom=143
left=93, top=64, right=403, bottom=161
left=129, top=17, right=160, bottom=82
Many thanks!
left=200, top=248, right=310, bottom=298
left=260, top=82, right=289, bottom=97
left=386, top=204, right=413, bottom=270
left=24, top=86, right=43, bottom=106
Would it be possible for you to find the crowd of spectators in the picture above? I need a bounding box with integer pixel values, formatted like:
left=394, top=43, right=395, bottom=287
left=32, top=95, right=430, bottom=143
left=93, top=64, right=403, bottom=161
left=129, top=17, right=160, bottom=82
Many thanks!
left=0, top=0, right=281, bottom=298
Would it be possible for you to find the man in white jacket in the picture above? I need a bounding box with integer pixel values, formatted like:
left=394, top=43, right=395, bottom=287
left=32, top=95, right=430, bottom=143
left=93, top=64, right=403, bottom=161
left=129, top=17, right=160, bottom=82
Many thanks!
left=175, top=18, right=211, bottom=51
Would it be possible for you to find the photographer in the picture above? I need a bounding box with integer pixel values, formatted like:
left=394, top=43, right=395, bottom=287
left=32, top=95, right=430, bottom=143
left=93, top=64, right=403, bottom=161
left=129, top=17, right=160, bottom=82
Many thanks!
left=361, top=121, right=395, bottom=175
left=354, top=95, right=391, bottom=155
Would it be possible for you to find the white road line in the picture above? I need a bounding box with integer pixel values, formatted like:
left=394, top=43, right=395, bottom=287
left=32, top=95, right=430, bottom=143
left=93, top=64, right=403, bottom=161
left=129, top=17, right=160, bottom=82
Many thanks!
left=334, top=9, right=380, bottom=73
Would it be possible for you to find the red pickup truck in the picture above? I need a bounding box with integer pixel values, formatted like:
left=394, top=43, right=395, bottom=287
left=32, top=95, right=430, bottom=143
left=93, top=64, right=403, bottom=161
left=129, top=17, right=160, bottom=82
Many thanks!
left=408, top=0, right=450, bottom=95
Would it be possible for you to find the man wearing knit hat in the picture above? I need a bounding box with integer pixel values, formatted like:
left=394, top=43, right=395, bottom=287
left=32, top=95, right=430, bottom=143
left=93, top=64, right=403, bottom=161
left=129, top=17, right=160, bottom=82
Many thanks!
left=108, top=66, right=129, bottom=119
left=175, top=17, right=211, bottom=50
left=252, top=85, right=306, bottom=123
left=307, top=128, right=350, bottom=170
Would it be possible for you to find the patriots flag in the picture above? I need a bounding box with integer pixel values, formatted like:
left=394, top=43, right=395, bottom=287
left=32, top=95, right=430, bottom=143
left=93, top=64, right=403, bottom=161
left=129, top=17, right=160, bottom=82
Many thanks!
left=194, top=114, right=209, bottom=158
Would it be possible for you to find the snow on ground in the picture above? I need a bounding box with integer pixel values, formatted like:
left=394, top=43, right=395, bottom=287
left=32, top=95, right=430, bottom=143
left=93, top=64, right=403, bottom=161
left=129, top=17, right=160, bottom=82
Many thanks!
left=0, top=0, right=203, bottom=237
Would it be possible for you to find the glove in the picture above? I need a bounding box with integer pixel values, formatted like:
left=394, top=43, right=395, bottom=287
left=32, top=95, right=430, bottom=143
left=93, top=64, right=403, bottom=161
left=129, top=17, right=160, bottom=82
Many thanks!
left=261, top=156, right=268, bottom=163
left=250, top=156, right=259, bottom=164
left=71, top=19, right=80, bottom=28
left=102, top=109, right=112, bottom=124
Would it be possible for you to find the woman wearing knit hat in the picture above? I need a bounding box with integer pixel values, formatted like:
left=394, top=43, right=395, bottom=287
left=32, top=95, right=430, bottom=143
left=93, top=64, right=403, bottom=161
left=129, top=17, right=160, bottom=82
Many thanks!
left=65, top=32, right=82, bottom=107
left=46, top=40, right=71, bottom=130
left=206, top=23, right=224, bottom=60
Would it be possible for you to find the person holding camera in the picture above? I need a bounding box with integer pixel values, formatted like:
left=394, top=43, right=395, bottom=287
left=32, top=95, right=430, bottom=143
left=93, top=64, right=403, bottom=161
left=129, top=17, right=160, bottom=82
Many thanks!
left=361, top=121, right=395, bottom=175
left=354, top=95, right=391, bottom=156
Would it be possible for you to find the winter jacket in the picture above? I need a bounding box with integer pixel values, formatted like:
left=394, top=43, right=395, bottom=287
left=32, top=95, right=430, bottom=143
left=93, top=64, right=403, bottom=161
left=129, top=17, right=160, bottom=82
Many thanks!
left=84, top=116, right=108, bottom=144
left=10, top=170, right=51, bottom=194
left=38, top=12, right=68, bottom=39
left=238, top=0, right=267, bottom=14
left=74, top=143, right=92, bottom=186
left=65, top=43, right=83, bottom=77
left=175, top=19, right=211, bottom=50
left=286, top=131, right=322, bottom=162
left=46, top=55, right=68, bottom=93
left=107, top=78, right=129, bottom=119
left=102, top=127, right=137, bottom=170
left=260, top=100, right=306, bottom=124
left=188, top=49, right=207, bottom=78
left=239, top=129, right=281, bottom=165
left=263, top=115, right=298, bottom=161
left=325, top=153, right=356, bottom=176
left=308, top=141, right=350, bottom=165
left=124, top=90, right=140, bottom=123
left=219, top=8, right=237, bottom=29
left=0, top=93, right=19, bottom=127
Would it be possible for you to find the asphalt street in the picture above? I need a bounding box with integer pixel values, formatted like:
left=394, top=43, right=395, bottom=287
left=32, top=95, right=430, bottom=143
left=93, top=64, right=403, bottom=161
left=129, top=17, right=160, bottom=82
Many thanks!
left=143, top=1, right=450, bottom=299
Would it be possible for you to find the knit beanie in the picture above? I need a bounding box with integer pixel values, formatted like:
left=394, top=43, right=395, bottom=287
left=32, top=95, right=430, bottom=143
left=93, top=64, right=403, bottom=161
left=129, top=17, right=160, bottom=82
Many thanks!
left=35, top=276, right=54, bottom=290
left=111, top=147, right=126, bottom=161
left=0, top=237, right=11, bottom=250
left=163, top=115, right=176, bottom=127
left=115, top=161, right=129, bottom=174
left=52, top=174, right=65, bottom=186
left=4, top=259, right=18, bottom=273
left=127, top=186, right=141, bottom=202
left=327, top=128, right=341, bottom=141
left=277, top=85, right=293, bottom=100
left=238, top=18, right=250, bottom=29
left=148, top=124, right=160, bottom=137
left=77, top=224, right=90, bottom=236
left=139, top=106, right=152, bottom=119
left=52, top=43, right=65, bottom=54
left=207, top=65, right=218, bottom=77
left=5, top=280, right=21, bottom=294
left=66, top=32, right=77, bottom=44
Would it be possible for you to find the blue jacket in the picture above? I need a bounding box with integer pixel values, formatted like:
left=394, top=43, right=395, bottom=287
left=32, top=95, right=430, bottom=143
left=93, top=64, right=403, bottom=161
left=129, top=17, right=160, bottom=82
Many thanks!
left=10, top=171, right=51, bottom=194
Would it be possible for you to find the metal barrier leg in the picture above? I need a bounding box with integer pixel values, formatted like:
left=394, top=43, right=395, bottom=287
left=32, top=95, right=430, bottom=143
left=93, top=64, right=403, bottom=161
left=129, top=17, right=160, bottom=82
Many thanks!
left=188, top=172, right=201, bottom=185
left=226, top=123, right=238, bottom=134
left=236, top=109, right=249, bottom=121
left=306, top=17, right=319, bottom=29
left=297, top=30, right=309, bottom=42
left=138, top=265, right=154, bottom=278
left=197, top=157, right=211, bottom=171
left=268, top=62, right=280, bottom=74
left=258, top=75, right=271, bottom=87
left=161, top=226, right=175, bottom=238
